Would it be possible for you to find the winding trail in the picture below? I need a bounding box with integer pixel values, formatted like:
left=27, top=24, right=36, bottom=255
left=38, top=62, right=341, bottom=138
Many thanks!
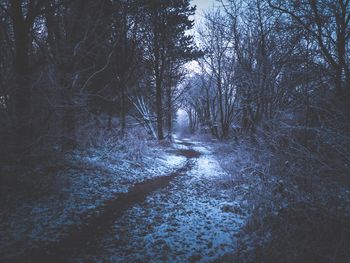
left=14, top=138, right=246, bottom=263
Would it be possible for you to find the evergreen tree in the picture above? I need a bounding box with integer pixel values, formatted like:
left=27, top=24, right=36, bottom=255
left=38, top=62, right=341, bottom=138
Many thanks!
left=142, top=0, right=197, bottom=140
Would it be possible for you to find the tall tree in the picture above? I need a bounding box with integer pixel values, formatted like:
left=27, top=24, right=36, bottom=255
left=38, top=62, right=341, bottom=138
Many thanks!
left=198, top=8, right=236, bottom=138
left=111, top=0, right=140, bottom=134
left=1, top=0, right=45, bottom=149
left=45, top=0, right=112, bottom=149
left=268, top=0, right=350, bottom=100
left=143, top=0, right=196, bottom=140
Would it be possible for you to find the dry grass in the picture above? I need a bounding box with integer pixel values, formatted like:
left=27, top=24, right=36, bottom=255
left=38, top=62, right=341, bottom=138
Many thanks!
left=207, top=132, right=350, bottom=263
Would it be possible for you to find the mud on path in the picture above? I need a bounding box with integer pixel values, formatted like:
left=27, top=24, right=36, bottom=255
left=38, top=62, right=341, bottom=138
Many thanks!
left=73, top=138, right=248, bottom=262
left=172, top=149, right=201, bottom=159
left=10, top=141, right=201, bottom=263
left=10, top=138, right=247, bottom=263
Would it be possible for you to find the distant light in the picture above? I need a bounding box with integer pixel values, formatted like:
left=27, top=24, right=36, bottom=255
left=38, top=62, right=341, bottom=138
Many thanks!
left=177, top=109, right=188, bottom=126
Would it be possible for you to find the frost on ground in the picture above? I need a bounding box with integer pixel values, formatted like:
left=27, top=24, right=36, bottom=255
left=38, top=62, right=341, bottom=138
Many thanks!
left=74, top=140, right=249, bottom=263
left=0, top=132, right=186, bottom=261
left=206, top=139, right=350, bottom=263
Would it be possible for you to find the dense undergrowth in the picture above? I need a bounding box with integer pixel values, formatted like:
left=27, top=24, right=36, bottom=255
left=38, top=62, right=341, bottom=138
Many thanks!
left=206, top=131, right=350, bottom=263
left=0, top=126, right=183, bottom=261
left=1, top=125, right=152, bottom=204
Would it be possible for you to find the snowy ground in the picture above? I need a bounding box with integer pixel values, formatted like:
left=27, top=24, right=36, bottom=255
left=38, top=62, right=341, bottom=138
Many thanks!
left=0, top=140, right=186, bottom=261
left=0, top=137, right=249, bottom=262
left=73, top=138, right=249, bottom=262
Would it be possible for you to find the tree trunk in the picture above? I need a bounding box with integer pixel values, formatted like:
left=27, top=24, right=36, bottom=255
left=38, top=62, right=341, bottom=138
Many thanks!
left=156, top=78, right=164, bottom=140
left=166, top=84, right=172, bottom=137
left=217, top=78, right=225, bottom=139
left=120, top=80, right=126, bottom=135
left=11, top=1, right=32, bottom=148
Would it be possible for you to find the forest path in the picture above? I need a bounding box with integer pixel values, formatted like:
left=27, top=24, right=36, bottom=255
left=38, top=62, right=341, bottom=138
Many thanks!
left=71, top=137, right=247, bottom=262
left=16, top=138, right=246, bottom=262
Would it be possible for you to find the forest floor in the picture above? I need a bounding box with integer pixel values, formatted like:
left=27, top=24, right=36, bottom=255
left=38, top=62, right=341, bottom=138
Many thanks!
left=1, top=135, right=251, bottom=262
left=71, top=137, right=249, bottom=263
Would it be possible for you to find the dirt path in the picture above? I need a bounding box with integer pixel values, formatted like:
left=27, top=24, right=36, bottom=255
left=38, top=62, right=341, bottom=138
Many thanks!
left=73, top=138, right=247, bottom=262
left=12, top=139, right=247, bottom=263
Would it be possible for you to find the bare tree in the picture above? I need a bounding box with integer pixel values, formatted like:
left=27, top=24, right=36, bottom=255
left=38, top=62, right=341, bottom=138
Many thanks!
left=198, top=8, right=237, bottom=138
left=142, top=0, right=196, bottom=140
left=268, top=0, right=350, bottom=100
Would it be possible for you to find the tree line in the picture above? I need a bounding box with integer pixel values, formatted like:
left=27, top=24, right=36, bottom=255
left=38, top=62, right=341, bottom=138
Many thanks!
left=0, top=0, right=199, bottom=162
left=185, top=0, right=349, bottom=149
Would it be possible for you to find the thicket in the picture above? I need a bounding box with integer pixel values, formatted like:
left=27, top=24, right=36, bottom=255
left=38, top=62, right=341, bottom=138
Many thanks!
left=0, top=0, right=199, bottom=170
left=185, top=1, right=350, bottom=262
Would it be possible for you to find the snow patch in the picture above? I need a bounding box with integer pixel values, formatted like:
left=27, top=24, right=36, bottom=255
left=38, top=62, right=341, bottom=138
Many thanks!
left=74, top=139, right=248, bottom=262
left=161, top=154, right=187, bottom=167
left=0, top=140, right=188, bottom=260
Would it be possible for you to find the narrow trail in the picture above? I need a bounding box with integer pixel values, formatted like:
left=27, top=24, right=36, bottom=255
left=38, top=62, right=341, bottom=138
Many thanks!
left=12, top=139, right=247, bottom=263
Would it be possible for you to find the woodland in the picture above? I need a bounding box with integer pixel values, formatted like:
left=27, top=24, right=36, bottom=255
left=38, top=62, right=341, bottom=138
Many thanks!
left=0, top=0, right=350, bottom=262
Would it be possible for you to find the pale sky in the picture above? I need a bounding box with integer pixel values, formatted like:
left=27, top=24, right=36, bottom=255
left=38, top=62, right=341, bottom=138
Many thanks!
left=185, top=0, right=225, bottom=74
left=191, top=0, right=217, bottom=25
left=186, top=1, right=219, bottom=74
left=192, top=0, right=213, bottom=12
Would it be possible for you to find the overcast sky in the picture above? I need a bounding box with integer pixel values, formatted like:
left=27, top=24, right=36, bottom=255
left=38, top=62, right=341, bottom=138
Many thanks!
left=192, top=0, right=213, bottom=12
left=191, top=0, right=222, bottom=26
left=185, top=0, right=220, bottom=73
left=192, top=0, right=213, bottom=22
